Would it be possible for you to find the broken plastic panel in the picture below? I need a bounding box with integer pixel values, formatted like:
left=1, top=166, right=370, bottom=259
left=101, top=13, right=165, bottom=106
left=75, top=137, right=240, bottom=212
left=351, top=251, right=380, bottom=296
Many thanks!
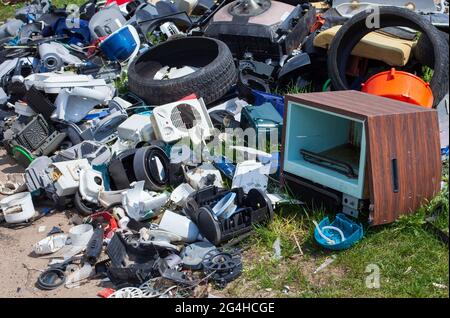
left=78, top=168, right=105, bottom=204
left=117, top=113, right=153, bottom=142
left=158, top=210, right=200, bottom=243
left=185, top=163, right=223, bottom=190
left=231, top=160, right=270, bottom=194
left=52, top=85, right=114, bottom=123
left=51, top=159, right=91, bottom=197
left=122, top=181, right=169, bottom=221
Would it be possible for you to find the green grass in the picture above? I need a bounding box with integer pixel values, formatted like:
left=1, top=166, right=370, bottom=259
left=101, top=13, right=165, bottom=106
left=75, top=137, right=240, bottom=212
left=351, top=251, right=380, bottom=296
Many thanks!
left=223, top=162, right=449, bottom=298
left=2, top=2, right=449, bottom=299
left=1, top=1, right=88, bottom=22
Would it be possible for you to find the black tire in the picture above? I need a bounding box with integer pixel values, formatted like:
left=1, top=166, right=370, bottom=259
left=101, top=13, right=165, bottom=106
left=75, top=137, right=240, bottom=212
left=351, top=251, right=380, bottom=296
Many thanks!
left=327, top=6, right=449, bottom=107
left=413, top=30, right=449, bottom=68
left=128, top=36, right=237, bottom=106
left=74, top=191, right=98, bottom=217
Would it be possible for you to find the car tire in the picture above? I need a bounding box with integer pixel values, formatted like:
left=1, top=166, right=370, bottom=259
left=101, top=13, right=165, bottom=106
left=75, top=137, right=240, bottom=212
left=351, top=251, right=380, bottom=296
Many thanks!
left=327, top=6, right=449, bottom=107
left=128, top=36, right=237, bottom=106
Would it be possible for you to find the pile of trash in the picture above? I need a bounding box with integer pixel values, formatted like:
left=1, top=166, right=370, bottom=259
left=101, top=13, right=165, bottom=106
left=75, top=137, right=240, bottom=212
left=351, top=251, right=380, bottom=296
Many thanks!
left=0, top=0, right=448, bottom=298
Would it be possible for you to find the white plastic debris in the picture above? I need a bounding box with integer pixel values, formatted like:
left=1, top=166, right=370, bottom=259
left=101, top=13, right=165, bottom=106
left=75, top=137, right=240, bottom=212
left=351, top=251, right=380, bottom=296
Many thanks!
left=185, top=163, right=223, bottom=190
left=33, top=234, right=68, bottom=255
left=78, top=168, right=104, bottom=204
left=231, top=160, right=270, bottom=193
left=51, top=159, right=91, bottom=197
left=272, top=237, right=282, bottom=260
left=158, top=210, right=200, bottom=243
left=117, top=113, right=153, bottom=142
left=122, top=181, right=169, bottom=221
left=170, top=183, right=195, bottom=206
left=0, top=192, right=36, bottom=224
left=150, top=97, right=214, bottom=144
left=65, top=263, right=95, bottom=288
left=313, top=255, right=337, bottom=274
left=68, top=224, right=94, bottom=247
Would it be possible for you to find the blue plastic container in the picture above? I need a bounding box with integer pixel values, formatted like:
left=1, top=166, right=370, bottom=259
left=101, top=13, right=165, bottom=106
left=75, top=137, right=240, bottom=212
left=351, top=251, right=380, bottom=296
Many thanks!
left=314, top=213, right=363, bottom=250
left=252, top=90, right=285, bottom=117
left=99, top=25, right=139, bottom=62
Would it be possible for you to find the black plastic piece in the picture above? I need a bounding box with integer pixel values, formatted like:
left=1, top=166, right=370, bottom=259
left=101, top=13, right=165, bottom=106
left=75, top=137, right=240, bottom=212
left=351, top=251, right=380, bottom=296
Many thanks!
left=202, top=248, right=242, bottom=287
left=24, top=86, right=56, bottom=121
left=37, top=268, right=66, bottom=290
left=86, top=228, right=104, bottom=265
left=184, top=186, right=274, bottom=245
left=106, top=233, right=159, bottom=287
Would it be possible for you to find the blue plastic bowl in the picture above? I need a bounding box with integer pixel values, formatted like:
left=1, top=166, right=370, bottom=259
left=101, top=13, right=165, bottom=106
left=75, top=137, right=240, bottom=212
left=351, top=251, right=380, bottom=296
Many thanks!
left=314, top=213, right=364, bottom=250
left=100, top=25, right=138, bottom=62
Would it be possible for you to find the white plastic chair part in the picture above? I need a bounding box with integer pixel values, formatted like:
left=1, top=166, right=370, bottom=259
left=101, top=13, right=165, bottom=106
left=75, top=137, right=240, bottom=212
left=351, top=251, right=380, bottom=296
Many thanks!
left=158, top=210, right=200, bottom=243
left=78, top=168, right=105, bottom=204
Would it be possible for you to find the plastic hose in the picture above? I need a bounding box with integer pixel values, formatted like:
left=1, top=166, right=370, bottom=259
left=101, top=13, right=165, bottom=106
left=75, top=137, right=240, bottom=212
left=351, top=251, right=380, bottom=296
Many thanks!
left=313, top=221, right=346, bottom=245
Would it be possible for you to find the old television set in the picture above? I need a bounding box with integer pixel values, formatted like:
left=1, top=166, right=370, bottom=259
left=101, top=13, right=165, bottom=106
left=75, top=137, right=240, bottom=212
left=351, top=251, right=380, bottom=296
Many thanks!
left=281, top=90, right=441, bottom=225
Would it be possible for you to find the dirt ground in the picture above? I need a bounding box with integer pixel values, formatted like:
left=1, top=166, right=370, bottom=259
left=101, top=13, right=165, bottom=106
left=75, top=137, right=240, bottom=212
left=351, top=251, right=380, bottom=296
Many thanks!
left=0, top=148, right=103, bottom=298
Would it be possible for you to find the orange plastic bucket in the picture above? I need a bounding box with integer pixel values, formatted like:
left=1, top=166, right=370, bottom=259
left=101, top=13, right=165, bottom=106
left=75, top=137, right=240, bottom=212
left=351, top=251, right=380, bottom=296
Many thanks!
left=361, top=68, right=433, bottom=108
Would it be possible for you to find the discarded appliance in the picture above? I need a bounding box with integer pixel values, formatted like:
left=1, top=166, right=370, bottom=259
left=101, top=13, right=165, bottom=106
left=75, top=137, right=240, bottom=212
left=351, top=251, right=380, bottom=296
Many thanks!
left=6, top=114, right=66, bottom=163
left=106, top=232, right=160, bottom=286
left=117, top=113, right=153, bottom=143
left=150, top=97, right=214, bottom=145
left=38, top=42, right=82, bottom=71
left=51, top=159, right=91, bottom=197
left=240, top=102, right=283, bottom=145
left=0, top=191, right=36, bottom=223
left=184, top=186, right=274, bottom=245
left=88, top=3, right=127, bottom=39
left=281, top=90, right=442, bottom=225
left=99, top=25, right=140, bottom=63
left=314, top=214, right=363, bottom=250
left=361, top=68, right=434, bottom=108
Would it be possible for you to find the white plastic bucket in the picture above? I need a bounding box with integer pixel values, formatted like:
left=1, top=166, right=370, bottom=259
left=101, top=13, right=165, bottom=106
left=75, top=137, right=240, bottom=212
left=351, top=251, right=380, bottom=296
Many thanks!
left=0, top=192, right=35, bottom=223
left=69, top=224, right=94, bottom=247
